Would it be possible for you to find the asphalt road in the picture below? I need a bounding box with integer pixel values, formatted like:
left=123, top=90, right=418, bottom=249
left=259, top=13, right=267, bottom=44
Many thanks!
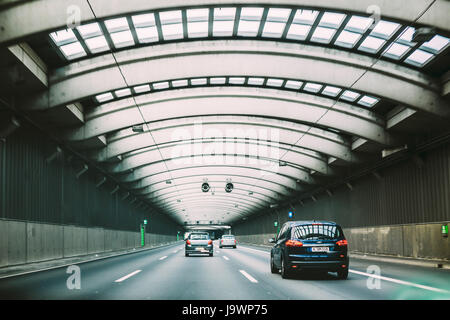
left=0, top=242, right=449, bottom=300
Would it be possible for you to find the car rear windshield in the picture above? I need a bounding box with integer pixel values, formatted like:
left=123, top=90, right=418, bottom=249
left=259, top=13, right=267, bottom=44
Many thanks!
left=291, top=224, right=342, bottom=240
left=189, top=234, right=210, bottom=240
left=222, top=235, right=235, bottom=239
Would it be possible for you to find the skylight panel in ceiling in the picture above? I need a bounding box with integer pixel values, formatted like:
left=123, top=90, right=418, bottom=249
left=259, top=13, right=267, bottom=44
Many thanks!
left=59, top=41, right=86, bottom=59
left=311, top=27, right=336, bottom=44
left=50, top=29, right=77, bottom=46
left=396, top=27, right=416, bottom=46
left=160, top=10, right=183, bottom=40
left=319, top=12, right=346, bottom=29
left=210, top=77, right=226, bottom=84
left=247, top=77, right=264, bottom=85
left=95, top=92, right=114, bottom=103
left=191, top=78, right=207, bottom=85
left=153, top=81, right=170, bottom=90
left=77, top=22, right=103, bottom=38
left=382, top=42, right=410, bottom=60
left=358, top=36, right=386, bottom=53
left=369, top=20, right=400, bottom=40
left=104, top=17, right=135, bottom=48
left=172, top=79, right=189, bottom=87
left=341, top=90, right=360, bottom=102
left=266, top=78, right=284, bottom=87
left=286, top=24, right=311, bottom=40
left=134, top=84, right=151, bottom=94
left=292, top=9, right=318, bottom=25
left=285, top=80, right=303, bottom=90
left=344, top=16, right=373, bottom=34
left=84, top=35, right=109, bottom=53
left=358, top=96, right=379, bottom=107
left=229, top=77, right=246, bottom=84
left=404, top=49, right=434, bottom=67
left=303, top=82, right=323, bottom=93
left=238, top=7, right=264, bottom=37
left=213, top=6, right=236, bottom=36
left=132, top=13, right=159, bottom=43
left=262, top=8, right=291, bottom=38
left=187, top=8, right=209, bottom=38
left=420, top=35, right=449, bottom=54
left=335, top=30, right=361, bottom=48
left=115, top=88, right=132, bottom=97
left=322, top=86, right=342, bottom=97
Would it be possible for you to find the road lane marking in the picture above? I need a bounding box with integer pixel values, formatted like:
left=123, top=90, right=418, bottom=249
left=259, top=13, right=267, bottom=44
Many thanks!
left=240, top=245, right=449, bottom=294
left=223, top=256, right=229, bottom=261
left=173, top=250, right=178, bottom=253
left=239, top=270, right=258, bottom=283
left=159, top=256, right=168, bottom=260
left=115, top=270, right=141, bottom=283
left=349, top=269, right=450, bottom=294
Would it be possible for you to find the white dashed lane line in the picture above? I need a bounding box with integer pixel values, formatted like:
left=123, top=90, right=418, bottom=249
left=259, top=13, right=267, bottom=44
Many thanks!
left=159, top=256, right=168, bottom=260
left=223, top=256, right=229, bottom=261
left=114, top=270, right=141, bottom=283
left=239, top=270, right=258, bottom=283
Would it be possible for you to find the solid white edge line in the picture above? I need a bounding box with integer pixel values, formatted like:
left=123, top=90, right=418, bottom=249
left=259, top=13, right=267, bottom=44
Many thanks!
left=240, top=244, right=449, bottom=294
left=239, top=270, right=258, bottom=283
left=223, top=256, right=229, bottom=261
left=159, top=256, right=168, bottom=260
left=349, top=269, right=450, bottom=294
left=114, top=270, right=141, bottom=283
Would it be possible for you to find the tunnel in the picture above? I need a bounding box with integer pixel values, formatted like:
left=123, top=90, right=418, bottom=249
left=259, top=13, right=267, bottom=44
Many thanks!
left=0, top=0, right=449, bottom=305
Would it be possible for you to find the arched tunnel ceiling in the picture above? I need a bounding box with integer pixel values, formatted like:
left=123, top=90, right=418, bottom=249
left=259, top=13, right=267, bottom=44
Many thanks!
left=1, top=1, right=449, bottom=226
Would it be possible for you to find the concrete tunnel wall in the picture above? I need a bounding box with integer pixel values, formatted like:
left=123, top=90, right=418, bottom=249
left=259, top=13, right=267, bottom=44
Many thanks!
left=0, top=123, right=181, bottom=268
left=232, top=141, right=450, bottom=261
left=0, top=218, right=176, bottom=268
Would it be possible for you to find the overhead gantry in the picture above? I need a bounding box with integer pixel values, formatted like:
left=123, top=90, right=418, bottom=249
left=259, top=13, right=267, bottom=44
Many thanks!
left=0, top=0, right=448, bottom=225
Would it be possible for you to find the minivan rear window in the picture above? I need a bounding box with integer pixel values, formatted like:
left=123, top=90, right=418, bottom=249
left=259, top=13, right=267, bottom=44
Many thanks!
left=291, top=224, right=342, bottom=240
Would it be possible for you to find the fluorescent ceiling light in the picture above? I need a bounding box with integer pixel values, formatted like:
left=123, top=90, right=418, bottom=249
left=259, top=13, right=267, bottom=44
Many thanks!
left=240, top=7, right=264, bottom=21
left=187, top=8, right=209, bottom=22
left=115, top=88, right=132, bottom=97
left=358, top=36, right=386, bottom=53
left=262, top=21, right=286, bottom=38
left=135, top=27, right=159, bottom=43
left=153, top=81, right=170, bottom=90
left=358, top=96, right=379, bottom=107
left=341, top=90, right=360, bottom=102
left=248, top=77, right=264, bottom=85
left=161, top=23, right=184, bottom=40
left=383, top=42, right=410, bottom=59
left=229, top=77, right=246, bottom=84
left=214, top=7, right=236, bottom=20
left=213, top=20, right=234, bottom=36
left=266, top=8, right=291, bottom=22
left=159, top=10, right=182, bottom=24
left=420, top=35, right=449, bottom=54
left=210, top=77, right=226, bottom=84
left=59, top=41, right=86, bottom=59
left=335, top=30, right=361, bottom=48
left=237, top=20, right=261, bottom=36
left=303, top=82, right=323, bottom=93
left=188, top=21, right=209, bottom=38
left=191, top=78, right=207, bottom=85
left=171, top=79, right=188, bottom=87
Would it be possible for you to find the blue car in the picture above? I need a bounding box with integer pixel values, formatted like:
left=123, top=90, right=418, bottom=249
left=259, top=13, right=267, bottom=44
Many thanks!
left=269, top=221, right=349, bottom=279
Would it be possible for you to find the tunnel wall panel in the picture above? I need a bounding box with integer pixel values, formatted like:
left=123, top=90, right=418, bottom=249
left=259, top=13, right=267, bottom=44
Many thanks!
left=0, top=218, right=178, bottom=268
left=0, top=127, right=180, bottom=235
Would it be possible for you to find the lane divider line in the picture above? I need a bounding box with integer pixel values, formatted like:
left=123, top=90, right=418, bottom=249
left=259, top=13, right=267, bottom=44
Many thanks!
left=239, top=270, right=258, bottom=283
left=159, top=256, right=168, bottom=260
left=240, top=244, right=449, bottom=294
left=115, top=270, right=141, bottom=283
left=349, top=269, right=450, bottom=294
left=223, top=256, right=229, bottom=261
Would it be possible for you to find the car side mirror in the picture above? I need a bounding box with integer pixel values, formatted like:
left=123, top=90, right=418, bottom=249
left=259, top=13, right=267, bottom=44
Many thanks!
left=268, top=238, right=276, bottom=244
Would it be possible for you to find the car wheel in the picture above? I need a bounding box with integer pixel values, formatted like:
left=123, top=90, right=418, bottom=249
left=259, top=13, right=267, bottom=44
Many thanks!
left=270, top=255, right=278, bottom=274
left=209, top=252, right=214, bottom=257
left=233, top=246, right=236, bottom=249
left=280, top=255, right=291, bottom=279
left=337, top=268, right=348, bottom=280
left=185, top=253, right=189, bottom=257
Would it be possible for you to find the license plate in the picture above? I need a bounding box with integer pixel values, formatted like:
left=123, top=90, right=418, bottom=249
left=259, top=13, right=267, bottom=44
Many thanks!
left=195, top=247, right=203, bottom=251
left=311, top=247, right=329, bottom=252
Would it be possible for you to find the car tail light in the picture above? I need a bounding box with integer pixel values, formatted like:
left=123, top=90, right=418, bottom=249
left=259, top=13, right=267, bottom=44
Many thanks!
left=221, top=240, right=223, bottom=244
left=234, top=240, right=237, bottom=244
left=285, top=240, right=303, bottom=247
left=336, top=239, right=348, bottom=246
left=186, top=240, right=191, bottom=245
left=208, top=240, right=212, bottom=245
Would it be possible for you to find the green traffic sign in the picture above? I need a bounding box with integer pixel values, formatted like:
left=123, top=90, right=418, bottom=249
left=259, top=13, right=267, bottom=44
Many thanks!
left=442, top=224, right=448, bottom=236
left=143, top=219, right=148, bottom=225
left=274, top=221, right=278, bottom=227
